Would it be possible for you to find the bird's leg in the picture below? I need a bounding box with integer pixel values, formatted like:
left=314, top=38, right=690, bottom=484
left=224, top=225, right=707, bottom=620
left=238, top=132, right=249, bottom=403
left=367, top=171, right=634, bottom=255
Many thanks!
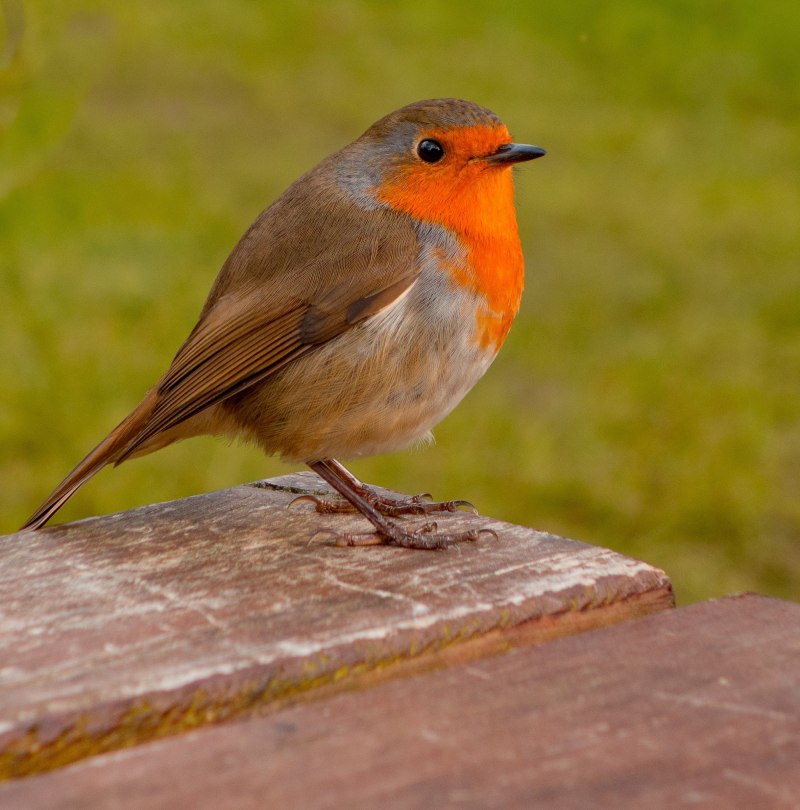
left=304, top=459, right=486, bottom=549
left=292, top=458, right=476, bottom=517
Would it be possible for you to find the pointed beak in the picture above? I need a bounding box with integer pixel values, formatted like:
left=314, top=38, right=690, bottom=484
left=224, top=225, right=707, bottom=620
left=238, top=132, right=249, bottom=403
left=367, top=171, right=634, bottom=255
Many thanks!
left=484, top=143, right=547, bottom=166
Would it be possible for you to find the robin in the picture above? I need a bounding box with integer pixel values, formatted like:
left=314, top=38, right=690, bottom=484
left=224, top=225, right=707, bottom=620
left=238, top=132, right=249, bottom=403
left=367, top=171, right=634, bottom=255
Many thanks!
left=22, top=98, right=545, bottom=548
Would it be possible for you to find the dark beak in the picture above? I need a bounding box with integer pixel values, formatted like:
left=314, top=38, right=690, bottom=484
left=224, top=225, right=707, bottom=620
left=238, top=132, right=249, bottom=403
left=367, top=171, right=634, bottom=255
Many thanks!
left=485, top=143, right=546, bottom=165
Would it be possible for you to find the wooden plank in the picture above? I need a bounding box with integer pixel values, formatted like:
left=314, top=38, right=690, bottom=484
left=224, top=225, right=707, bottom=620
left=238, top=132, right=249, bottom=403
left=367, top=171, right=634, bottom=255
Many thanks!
left=0, top=473, right=672, bottom=779
left=1, top=595, right=796, bottom=809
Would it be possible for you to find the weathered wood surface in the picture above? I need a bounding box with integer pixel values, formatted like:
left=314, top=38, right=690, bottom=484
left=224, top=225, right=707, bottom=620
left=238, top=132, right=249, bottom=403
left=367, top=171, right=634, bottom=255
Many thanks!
left=2, top=594, right=796, bottom=809
left=0, top=473, right=672, bottom=779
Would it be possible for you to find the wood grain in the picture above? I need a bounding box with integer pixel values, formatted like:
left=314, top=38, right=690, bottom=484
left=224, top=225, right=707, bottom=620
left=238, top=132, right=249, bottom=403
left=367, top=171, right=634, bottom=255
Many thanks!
left=1, top=595, right=795, bottom=809
left=0, top=473, right=672, bottom=779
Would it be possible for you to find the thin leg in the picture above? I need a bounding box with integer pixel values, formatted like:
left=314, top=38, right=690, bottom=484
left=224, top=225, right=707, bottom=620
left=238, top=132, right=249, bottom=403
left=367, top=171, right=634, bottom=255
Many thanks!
left=307, top=459, right=486, bottom=550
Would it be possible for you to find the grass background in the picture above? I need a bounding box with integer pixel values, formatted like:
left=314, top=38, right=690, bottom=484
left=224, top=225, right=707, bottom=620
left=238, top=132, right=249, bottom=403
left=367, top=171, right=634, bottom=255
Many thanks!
left=2, top=1, right=798, bottom=604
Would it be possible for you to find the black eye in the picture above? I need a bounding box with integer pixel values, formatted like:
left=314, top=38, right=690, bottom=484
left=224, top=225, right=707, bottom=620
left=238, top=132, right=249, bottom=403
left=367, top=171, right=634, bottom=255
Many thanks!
left=417, top=139, right=445, bottom=163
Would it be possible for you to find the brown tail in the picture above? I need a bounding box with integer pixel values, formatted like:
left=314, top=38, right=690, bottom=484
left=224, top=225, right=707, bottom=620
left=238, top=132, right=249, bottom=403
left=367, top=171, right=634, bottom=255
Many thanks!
left=20, top=391, right=158, bottom=531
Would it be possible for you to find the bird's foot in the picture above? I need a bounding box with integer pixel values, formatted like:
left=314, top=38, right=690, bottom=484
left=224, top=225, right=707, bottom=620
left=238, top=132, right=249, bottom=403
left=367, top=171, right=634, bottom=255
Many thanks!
left=291, top=488, right=476, bottom=518
left=298, top=459, right=492, bottom=551
left=312, top=521, right=496, bottom=550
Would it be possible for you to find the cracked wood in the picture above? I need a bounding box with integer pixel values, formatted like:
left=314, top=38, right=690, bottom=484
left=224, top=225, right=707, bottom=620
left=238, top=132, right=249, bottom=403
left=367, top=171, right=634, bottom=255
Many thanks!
left=1, top=595, right=796, bottom=808
left=0, top=472, right=673, bottom=778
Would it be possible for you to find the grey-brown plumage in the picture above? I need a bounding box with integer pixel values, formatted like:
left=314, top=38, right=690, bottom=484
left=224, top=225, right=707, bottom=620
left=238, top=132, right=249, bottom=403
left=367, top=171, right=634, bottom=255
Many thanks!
left=23, top=98, right=545, bottom=545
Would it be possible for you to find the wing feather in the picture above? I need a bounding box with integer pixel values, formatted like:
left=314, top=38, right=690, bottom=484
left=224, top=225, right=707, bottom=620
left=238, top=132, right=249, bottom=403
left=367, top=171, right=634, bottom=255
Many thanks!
left=115, top=205, right=422, bottom=462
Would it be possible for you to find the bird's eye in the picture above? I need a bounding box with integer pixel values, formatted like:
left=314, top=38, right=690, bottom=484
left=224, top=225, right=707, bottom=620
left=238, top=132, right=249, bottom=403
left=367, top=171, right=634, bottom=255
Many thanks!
left=417, top=139, right=445, bottom=164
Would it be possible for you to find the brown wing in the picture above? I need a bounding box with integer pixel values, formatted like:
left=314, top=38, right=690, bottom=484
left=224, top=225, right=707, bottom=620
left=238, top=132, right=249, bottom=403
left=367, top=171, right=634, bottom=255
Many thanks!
left=117, top=192, right=421, bottom=460
left=22, top=175, right=421, bottom=530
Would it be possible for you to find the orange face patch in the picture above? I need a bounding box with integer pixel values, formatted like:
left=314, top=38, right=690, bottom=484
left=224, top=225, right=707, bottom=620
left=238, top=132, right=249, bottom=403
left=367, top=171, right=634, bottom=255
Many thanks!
left=377, top=124, right=525, bottom=351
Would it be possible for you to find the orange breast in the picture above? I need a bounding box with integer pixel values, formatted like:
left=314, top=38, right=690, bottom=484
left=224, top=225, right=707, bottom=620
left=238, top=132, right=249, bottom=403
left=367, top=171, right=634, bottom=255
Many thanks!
left=377, top=126, right=525, bottom=351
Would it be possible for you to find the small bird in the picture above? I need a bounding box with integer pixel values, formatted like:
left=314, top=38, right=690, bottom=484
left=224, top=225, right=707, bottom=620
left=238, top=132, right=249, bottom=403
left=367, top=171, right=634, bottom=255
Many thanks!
left=22, top=98, right=545, bottom=548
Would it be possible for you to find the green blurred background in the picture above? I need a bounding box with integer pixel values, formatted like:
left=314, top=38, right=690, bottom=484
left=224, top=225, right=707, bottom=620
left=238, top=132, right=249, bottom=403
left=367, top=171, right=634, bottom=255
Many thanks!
left=2, top=1, right=798, bottom=604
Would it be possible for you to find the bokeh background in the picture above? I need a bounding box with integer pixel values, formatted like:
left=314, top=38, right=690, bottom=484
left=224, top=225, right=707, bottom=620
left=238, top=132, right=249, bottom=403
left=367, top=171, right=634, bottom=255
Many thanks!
left=2, top=1, right=798, bottom=604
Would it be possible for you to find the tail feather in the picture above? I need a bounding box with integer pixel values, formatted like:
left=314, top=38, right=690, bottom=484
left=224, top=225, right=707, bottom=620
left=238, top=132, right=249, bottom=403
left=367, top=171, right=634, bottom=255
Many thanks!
left=21, top=391, right=158, bottom=531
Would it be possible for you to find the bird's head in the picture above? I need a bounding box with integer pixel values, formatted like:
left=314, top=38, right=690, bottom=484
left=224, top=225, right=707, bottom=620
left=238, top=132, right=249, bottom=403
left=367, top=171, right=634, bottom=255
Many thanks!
left=335, top=98, right=545, bottom=236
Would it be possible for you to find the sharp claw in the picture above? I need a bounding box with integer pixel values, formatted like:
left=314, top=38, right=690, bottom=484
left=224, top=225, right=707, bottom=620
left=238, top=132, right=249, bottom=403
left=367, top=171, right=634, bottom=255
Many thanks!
left=289, top=494, right=353, bottom=514
left=308, top=528, right=339, bottom=545
left=451, top=500, right=478, bottom=515
left=288, top=494, right=321, bottom=510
